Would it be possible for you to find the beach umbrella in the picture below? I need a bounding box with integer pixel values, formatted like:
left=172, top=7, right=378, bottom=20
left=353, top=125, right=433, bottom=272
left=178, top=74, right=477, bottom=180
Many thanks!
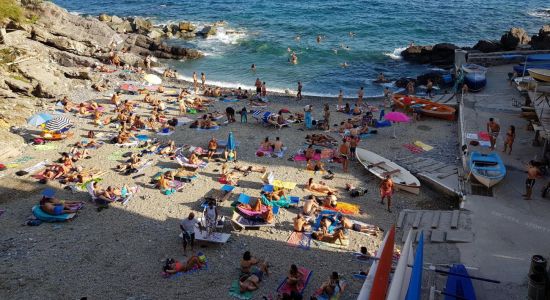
left=42, top=188, right=55, bottom=198
left=27, top=113, right=53, bottom=126
left=44, top=116, right=71, bottom=132
left=385, top=112, right=410, bottom=138
left=227, top=131, right=236, bottom=151
left=143, top=74, right=162, bottom=85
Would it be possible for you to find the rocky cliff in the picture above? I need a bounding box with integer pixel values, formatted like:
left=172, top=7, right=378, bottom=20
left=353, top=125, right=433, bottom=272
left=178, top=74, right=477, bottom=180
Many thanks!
left=0, top=1, right=203, bottom=160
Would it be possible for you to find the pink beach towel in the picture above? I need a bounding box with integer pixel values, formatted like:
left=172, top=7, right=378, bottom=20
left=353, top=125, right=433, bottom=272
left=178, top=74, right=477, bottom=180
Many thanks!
left=478, top=131, right=490, bottom=141
left=237, top=205, right=268, bottom=217
left=277, top=266, right=312, bottom=295
left=403, top=144, right=423, bottom=154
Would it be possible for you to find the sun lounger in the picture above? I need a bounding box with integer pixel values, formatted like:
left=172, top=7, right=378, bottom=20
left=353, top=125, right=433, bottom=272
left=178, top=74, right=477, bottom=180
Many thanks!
left=202, top=185, right=235, bottom=208
left=230, top=212, right=275, bottom=230
left=276, top=266, right=313, bottom=296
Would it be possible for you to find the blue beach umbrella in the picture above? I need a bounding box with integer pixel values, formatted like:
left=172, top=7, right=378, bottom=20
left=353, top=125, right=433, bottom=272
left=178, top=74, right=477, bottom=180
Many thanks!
left=227, top=131, right=235, bottom=151
left=27, top=113, right=53, bottom=126
left=42, top=188, right=55, bottom=198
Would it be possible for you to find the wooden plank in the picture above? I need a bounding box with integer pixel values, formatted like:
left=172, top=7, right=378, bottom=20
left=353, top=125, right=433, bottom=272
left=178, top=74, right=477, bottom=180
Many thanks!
left=397, top=211, right=407, bottom=229
left=412, top=212, right=423, bottom=229
left=451, top=210, right=459, bottom=229
left=431, top=211, right=440, bottom=229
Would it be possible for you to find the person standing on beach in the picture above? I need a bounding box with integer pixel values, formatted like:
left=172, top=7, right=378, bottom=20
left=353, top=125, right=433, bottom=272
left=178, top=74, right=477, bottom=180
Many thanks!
left=193, top=72, right=198, bottom=93
left=201, top=72, right=206, bottom=90
left=338, top=138, right=350, bottom=173
left=323, top=104, right=330, bottom=131
left=337, top=89, right=343, bottom=110
left=297, top=81, right=303, bottom=100
left=426, top=79, right=434, bottom=98
left=383, top=87, right=392, bottom=108
left=503, top=125, right=516, bottom=154
left=304, top=104, right=312, bottom=129
left=357, top=87, right=364, bottom=107
left=379, top=175, right=394, bottom=212
left=180, top=212, right=198, bottom=255
left=487, top=118, right=500, bottom=150
left=524, top=161, right=542, bottom=200
left=240, top=107, right=248, bottom=123
left=255, top=78, right=262, bottom=96
left=261, top=82, right=267, bottom=97
left=144, top=55, right=151, bottom=69
left=406, top=80, right=415, bottom=95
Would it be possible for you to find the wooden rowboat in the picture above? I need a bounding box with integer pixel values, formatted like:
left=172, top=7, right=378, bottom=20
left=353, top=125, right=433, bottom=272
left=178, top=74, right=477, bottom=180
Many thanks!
left=528, top=68, right=550, bottom=83
left=469, top=151, right=506, bottom=188
left=356, top=148, right=420, bottom=195
left=392, top=94, right=456, bottom=121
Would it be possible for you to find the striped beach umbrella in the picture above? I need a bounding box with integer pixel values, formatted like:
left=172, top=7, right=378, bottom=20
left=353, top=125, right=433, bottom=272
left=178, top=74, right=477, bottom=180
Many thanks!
left=27, top=113, right=53, bottom=126
left=44, top=116, right=71, bottom=132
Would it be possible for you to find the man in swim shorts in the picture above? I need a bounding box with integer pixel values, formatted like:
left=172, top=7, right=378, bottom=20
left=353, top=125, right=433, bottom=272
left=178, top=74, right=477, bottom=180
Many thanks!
left=379, top=175, right=394, bottom=213
left=487, top=117, right=500, bottom=151
left=180, top=212, right=198, bottom=255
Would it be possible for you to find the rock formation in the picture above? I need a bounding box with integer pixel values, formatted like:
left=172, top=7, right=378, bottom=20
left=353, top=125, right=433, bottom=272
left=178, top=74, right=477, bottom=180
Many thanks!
left=530, top=25, right=550, bottom=50
left=500, top=27, right=531, bottom=51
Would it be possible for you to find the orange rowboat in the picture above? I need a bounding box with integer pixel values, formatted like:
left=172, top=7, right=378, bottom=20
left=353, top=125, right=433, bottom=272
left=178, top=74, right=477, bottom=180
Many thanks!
left=392, top=94, right=456, bottom=121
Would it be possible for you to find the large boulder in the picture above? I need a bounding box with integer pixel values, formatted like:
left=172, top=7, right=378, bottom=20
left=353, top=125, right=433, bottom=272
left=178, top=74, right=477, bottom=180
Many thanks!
left=98, top=13, right=111, bottom=22
left=401, top=45, right=433, bottom=64
left=4, top=78, right=33, bottom=96
left=176, top=31, right=196, bottom=39
left=164, top=24, right=180, bottom=35
left=198, top=25, right=217, bottom=37
left=147, top=28, right=165, bottom=40
left=131, top=17, right=153, bottom=34
left=430, top=43, right=458, bottom=65
left=530, top=25, right=550, bottom=50
left=17, top=61, right=71, bottom=98
left=110, top=20, right=133, bottom=34
left=473, top=40, right=502, bottom=53
left=179, top=21, right=196, bottom=32
left=111, top=15, right=123, bottom=24
left=500, top=27, right=531, bottom=50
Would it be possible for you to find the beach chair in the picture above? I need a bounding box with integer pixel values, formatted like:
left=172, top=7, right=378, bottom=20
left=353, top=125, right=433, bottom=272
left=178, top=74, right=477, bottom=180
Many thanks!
left=201, top=185, right=235, bottom=208
left=230, top=211, right=275, bottom=231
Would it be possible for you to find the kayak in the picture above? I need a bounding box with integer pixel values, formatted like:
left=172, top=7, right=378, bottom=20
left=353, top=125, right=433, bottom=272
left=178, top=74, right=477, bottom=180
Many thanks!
left=386, top=230, right=414, bottom=300
left=444, top=264, right=477, bottom=300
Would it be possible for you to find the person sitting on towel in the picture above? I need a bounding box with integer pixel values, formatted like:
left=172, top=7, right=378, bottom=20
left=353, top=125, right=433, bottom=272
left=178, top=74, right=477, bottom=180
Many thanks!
left=313, top=272, right=343, bottom=299
left=188, top=152, right=202, bottom=166
left=240, top=251, right=270, bottom=277
left=293, top=213, right=311, bottom=232
left=158, top=173, right=176, bottom=195
left=116, top=153, right=142, bottom=173
left=306, top=160, right=325, bottom=174
left=286, top=264, right=303, bottom=292
left=262, top=189, right=286, bottom=201
left=322, top=192, right=338, bottom=208
left=159, top=140, right=177, bottom=156
left=163, top=255, right=206, bottom=274
left=311, top=228, right=346, bottom=244
left=302, top=195, right=321, bottom=217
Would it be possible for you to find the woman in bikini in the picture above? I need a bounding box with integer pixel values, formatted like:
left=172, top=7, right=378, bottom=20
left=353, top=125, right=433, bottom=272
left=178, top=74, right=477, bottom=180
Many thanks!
left=306, top=178, right=338, bottom=194
left=503, top=125, right=515, bottom=155
left=164, top=256, right=205, bottom=274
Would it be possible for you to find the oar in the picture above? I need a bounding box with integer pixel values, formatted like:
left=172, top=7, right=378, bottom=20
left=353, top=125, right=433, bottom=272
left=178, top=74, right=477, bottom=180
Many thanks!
left=427, top=265, right=501, bottom=284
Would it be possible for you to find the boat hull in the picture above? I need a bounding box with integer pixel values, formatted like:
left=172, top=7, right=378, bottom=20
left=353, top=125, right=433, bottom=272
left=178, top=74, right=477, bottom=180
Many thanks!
left=464, top=73, right=486, bottom=92
left=444, top=264, right=477, bottom=300
left=469, top=151, right=506, bottom=188
left=392, top=94, right=456, bottom=121
left=528, top=68, right=550, bottom=83
left=356, top=148, right=421, bottom=195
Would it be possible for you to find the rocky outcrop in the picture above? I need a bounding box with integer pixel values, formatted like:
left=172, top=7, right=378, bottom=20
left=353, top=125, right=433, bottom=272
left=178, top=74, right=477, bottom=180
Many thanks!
left=500, top=27, right=531, bottom=50
left=530, top=25, right=550, bottom=50
left=401, top=43, right=457, bottom=66
left=130, top=17, right=153, bottom=34
left=473, top=40, right=502, bottom=53
left=179, top=22, right=196, bottom=32
left=198, top=25, right=217, bottom=37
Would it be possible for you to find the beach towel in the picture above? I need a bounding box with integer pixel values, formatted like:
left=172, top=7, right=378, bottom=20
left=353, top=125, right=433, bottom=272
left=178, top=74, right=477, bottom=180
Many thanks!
left=222, top=98, right=239, bottom=103
left=8, top=156, right=34, bottom=167
left=466, top=133, right=478, bottom=140
left=414, top=140, right=433, bottom=151
left=286, top=232, right=312, bottom=250
left=313, top=212, right=339, bottom=233
left=276, top=266, right=313, bottom=296
left=273, top=180, right=296, bottom=191
left=161, top=257, right=208, bottom=279
left=323, top=201, right=360, bottom=215
left=478, top=131, right=490, bottom=141
left=229, top=280, right=253, bottom=300
left=176, top=155, right=208, bottom=169
left=34, top=144, right=58, bottom=151
left=23, top=160, right=49, bottom=174
left=237, top=205, right=269, bottom=218
left=176, top=117, right=194, bottom=125
left=195, top=126, right=220, bottom=131
left=403, top=143, right=423, bottom=154
left=293, top=152, right=321, bottom=161
left=107, top=150, right=126, bottom=161
left=136, top=134, right=150, bottom=142
left=32, top=205, right=76, bottom=222
left=260, top=195, right=299, bottom=208
left=313, top=238, right=350, bottom=250
left=135, top=159, right=154, bottom=174
left=479, top=140, right=491, bottom=147
left=115, top=140, right=139, bottom=148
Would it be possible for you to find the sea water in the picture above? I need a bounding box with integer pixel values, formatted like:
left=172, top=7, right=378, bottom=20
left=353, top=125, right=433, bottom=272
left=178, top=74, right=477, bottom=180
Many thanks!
left=54, top=0, right=549, bottom=96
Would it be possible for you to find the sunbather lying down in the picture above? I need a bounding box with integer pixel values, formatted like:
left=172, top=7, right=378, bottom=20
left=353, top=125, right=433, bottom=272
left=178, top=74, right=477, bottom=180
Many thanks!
left=162, top=255, right=206, bottom=274
left=64, top=168, right=104, bottom=183
left=116, top=153, right=143, bottom=174
left=233, top=165, right=266, bottom=174
left=237, top=200, right=274, bottom=223
left=311, top=228, right=347, bottom=244
left=261, top=189, right=286, bottom=201
left=306, top=178, right=338, bottom=194
left=306, top=134, right=335, bottom=145
left=39, top=196, right=82, bottom=215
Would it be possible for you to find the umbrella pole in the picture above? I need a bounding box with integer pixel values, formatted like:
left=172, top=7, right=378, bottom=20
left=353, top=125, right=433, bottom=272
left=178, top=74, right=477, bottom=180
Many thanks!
left=392, top=123, right=397, bottom=138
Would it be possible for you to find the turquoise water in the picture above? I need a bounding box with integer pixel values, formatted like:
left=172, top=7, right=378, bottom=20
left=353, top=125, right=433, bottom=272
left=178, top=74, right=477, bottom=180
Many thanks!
left=54, top=0, right=549, bottom=96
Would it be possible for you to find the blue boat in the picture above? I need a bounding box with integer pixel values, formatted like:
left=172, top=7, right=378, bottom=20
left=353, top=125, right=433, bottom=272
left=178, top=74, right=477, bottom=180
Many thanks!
left=469, top=151, right=506, bottom=188
left=464, top=72, right=486, bottom=92
left=444, top=264, right=477, bottom=300
left=405, top=232, right=424, bottom=300
left=527, top=54, right=550, bottom=62
left=513, top=63, right=550, bottom=74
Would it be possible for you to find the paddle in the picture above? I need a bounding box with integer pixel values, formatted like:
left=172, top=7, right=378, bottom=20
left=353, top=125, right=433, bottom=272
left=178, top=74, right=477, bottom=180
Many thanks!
left=426, top=265, right=501, bottom=284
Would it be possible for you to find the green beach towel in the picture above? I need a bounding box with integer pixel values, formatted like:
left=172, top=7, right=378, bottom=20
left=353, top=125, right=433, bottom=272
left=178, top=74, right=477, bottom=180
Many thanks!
left=261, top=194, right=291, bottom=208
left=34, top=144, right=58, bottom=151
left=108, top=150, right=126, bottom=161
left=229, top=280, right=252, bottom=300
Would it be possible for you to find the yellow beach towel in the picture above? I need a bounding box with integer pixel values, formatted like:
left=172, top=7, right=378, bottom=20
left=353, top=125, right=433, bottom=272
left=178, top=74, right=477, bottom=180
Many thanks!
left=414, top=141, right=433, bottom=151
left=273, top=180, right=297, bottom=191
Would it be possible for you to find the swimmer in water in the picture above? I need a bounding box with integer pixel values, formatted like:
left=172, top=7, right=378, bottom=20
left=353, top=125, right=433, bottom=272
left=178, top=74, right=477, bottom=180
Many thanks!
left=332, top=48, right=338, bottom=55
left=316, top=35, right=322, bottom=44
left=340, top=62, right=349, bottom=68
left=251, top=64, right=256, bottom=72
left=295, top=35, right=301, bottom=41
left=349, top=31, right=355, bottom=37
left=287, top=47, right=292, bottom=52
